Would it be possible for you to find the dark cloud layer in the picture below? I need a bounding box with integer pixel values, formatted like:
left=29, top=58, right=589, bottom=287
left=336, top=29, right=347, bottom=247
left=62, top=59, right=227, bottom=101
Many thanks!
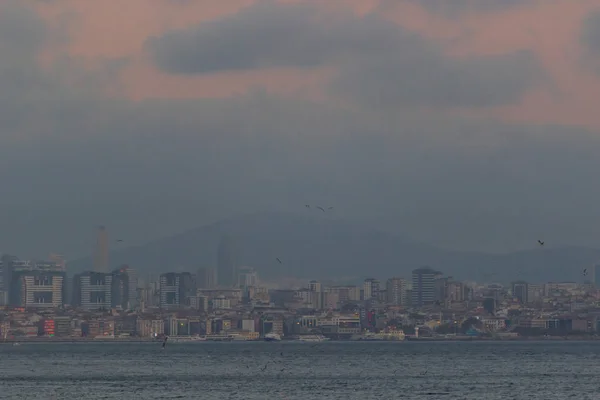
left=146, top=2, right=541, bottom=108
left=404, top=0, right=532, bottom=16
left=582, top=9, right=600, bottom=72
left=1, top=2, right=600, bottom=258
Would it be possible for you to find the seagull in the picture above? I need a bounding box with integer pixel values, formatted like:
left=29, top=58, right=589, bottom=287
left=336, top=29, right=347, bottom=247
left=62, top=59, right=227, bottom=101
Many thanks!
left=261, top=363, right=268, bottom=371
left=316, top=206, right=325, bottom=212
left=328, top=206, right=334, bottom=210
left=583, top=268, right=588, bottom=276
left=537, top=240, right=544, bottom=246
left=305, top=205, right=310, bottom=209
left=116, top=239, right=123, bottom=243
left=276, top=258, right=282, bottom=264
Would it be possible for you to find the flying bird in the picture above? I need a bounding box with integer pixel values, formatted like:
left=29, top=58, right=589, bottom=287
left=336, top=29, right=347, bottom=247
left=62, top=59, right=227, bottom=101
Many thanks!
left=305, top=205, right=310, bottom=209
left=316, top=206, right=325, bottom=212
left=583, top=269, right=588, bottom=276
left=116, top=239, right=123, bottom=243
left=537, top=240, right=544, bottom=246
left=328, top=206, right=334, bottom=210
left=276, top=258, right=282, bottom=264
left=162, top=336, right=168, bottom=349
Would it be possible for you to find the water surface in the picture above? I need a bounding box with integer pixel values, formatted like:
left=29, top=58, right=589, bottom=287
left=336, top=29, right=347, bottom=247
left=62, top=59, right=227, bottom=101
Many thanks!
left=0, top=341, right=598, bottom=399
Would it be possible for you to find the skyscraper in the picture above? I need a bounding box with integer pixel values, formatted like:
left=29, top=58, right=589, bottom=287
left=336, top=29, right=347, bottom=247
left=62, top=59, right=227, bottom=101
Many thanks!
left=386, top=277, right=407, bottom=306
left=197, top=267, right=217, bottom=289
left=93, top=226, right=109, bottom=273
left=363, top=278, right=380, bottom=300
left=111, top=266, right=132, bottom=310
left=159, top=272, right=195, bottom=309
left=72, top=271, right=112, bottom=311
left=9, top=260, right=66, bottom=309
left=217, top=235, right=239, bottom=288
left=411, top=267, right=442, bottom=308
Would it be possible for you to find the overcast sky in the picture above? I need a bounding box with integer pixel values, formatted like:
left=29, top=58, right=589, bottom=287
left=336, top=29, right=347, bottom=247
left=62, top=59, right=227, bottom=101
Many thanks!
left=2, top=0, right=600, bottom=259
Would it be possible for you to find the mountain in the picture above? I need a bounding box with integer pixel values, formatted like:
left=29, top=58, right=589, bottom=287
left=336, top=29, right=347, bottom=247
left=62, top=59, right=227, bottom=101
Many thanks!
left=67, top=212, right=600, bottom=284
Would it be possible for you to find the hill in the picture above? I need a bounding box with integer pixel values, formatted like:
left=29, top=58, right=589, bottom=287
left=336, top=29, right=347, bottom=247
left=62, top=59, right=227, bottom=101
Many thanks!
left=67, top=212, right=600, bottom=284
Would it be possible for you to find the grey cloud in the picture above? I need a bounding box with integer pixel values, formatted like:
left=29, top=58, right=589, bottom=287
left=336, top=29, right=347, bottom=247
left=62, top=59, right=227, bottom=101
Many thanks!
left=582, top=9, right=600, bottom=72
left=332, top=49, right=539, bottom=108
left=0, top=2, right=599, bottom=259
left=402, top=0, right=533, bottom=16
left=146, top=2, right=541, bottom=108
left=145, top=2, right=336, bottom=73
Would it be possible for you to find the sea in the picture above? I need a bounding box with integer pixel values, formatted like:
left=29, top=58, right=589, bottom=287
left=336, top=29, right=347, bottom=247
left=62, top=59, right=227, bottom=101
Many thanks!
left=0, top=341, right=598, bottom=399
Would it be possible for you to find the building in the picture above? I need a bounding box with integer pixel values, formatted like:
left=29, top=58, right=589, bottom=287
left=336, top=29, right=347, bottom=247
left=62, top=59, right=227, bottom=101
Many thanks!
left=136, top=319, right=164, bottom=337
left=197, top=267, right=217, bottom=289
left=511, top=281, right=528, bottom=304
left=446, top=280, right=465, bottom=302
left=386, top=278, right=407, bottom=306
left=93, top=226, right=109, bottom=273
left=54, top=316, right=72, bottom=337
left=110, top=265, right=137, bottom=309
left=217, top=235, right=239, bottom=288
left=527, top=284, right=544, bottom=304
left=363, top=278, right=380, bottom=301
left=6, top=259, right=66, bottom=308
left=73, top=272, right=113, bottom=311
left=212, top=295, right=231, bottom=309
left=237, top=267, right=258, bottom=288
left=308, top=280, right=322, bottom=293
left=593, top=264, right=600, bottom=287
left=111, top=267, right=130, bottom=310
left=159, top=272, right=195, bottom=309
left=411, top=267, right=442, bottom=308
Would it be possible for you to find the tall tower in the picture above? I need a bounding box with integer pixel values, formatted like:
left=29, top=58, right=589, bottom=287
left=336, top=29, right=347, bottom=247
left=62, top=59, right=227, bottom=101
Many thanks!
left=217, top=235, right=239, bottom=288
left=93, top=226, right=109, bottom=273
left=411, top=267, right=442, bottom=308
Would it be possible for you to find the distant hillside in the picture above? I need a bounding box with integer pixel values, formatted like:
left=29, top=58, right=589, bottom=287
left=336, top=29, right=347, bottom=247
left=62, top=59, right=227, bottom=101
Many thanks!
left=67, top=212, right=600, bottom=284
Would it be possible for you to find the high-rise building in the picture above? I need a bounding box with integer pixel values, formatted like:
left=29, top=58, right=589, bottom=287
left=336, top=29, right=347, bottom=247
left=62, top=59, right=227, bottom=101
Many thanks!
left=308, top=280, right=322, bottom=293
left=411, top=267, right=442, bottom=308
left=73, top=271, right=112, bottom=311
left=593, top=264, right=600, bottom=287
left=0, top=254, right=19, bottom=299
left=386, top=278, right=407, bottom=306
left=237, top=267, right=258, bottom=288
left=112, top=265, right=138, bottom=309
left=93, top=226, right=109, bottom=273
left=197, top=267, right=217, bottom=289
left=159, top=272, right=195, bottom=309
left=217, top=235, right=239, bottom=288
left=363, top=278, right=380, bottom=300
left=111, top=267, right=130, bottom=310
left=511, top=281, right=528, bottom=304
left=8, top=260, right=66, bottom=309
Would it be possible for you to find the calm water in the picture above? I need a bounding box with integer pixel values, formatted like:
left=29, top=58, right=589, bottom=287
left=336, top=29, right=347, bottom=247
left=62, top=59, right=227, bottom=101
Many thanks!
left=0, top=341, right=599, bottom=399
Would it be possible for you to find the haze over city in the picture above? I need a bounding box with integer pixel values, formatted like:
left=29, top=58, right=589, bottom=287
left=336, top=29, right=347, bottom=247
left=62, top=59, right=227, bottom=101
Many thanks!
left=3, top=0, right=600, bottom=266
left=6, top=2, right=600, bottom=399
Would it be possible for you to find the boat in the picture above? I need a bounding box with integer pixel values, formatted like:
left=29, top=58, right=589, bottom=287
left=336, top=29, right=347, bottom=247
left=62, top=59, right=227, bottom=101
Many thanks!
left=264, top=332, right=282, bottom=342
left=297, top=334, right=330, bottom=342
left=352, top=330, right=406, bottom=341
left=168, top=336, right=207, bottom=342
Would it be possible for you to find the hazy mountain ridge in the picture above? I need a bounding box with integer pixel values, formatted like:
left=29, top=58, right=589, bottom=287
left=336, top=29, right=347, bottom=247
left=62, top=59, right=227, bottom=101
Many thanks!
left=67, top=212, right=600, bottom=283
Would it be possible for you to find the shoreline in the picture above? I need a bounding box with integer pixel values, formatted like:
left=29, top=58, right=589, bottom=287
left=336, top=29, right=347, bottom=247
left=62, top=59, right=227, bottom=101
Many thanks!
left=1, top=336, right=600, bottom=344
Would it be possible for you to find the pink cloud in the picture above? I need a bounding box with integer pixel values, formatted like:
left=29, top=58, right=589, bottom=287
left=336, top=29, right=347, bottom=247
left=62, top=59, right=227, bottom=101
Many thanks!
left=30, top=0, right=600, bottom=128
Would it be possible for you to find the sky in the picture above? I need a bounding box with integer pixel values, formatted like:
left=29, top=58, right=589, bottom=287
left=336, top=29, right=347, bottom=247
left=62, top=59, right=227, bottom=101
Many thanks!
left=3, top=0, right=600, bottom=259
